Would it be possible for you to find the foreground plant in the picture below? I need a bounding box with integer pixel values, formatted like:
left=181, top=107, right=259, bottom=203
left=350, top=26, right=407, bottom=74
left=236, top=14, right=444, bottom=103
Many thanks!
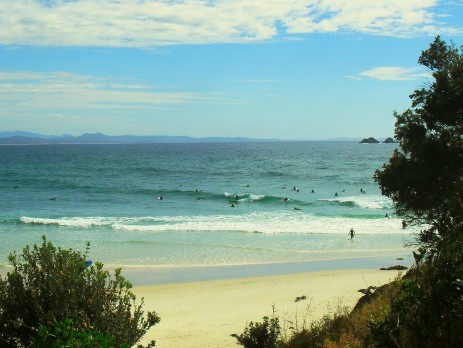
left=0, top=236, right=160, bottom=347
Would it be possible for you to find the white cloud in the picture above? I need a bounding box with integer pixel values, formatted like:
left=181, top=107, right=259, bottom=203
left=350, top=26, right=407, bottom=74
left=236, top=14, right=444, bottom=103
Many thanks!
left=0, top=71, right=237, bottom=113
left=353, top=66, right=432, bottom=81
left=0, top=0, right=461, bottom=47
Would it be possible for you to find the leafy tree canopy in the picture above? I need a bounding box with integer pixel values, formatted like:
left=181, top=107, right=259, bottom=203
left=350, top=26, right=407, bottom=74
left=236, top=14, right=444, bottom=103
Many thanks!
left=375, top=36, right=463, bottom=248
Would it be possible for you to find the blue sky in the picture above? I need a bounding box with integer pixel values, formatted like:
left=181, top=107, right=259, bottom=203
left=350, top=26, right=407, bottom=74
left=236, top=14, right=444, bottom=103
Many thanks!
left=1, top=1, right=462, bottom=140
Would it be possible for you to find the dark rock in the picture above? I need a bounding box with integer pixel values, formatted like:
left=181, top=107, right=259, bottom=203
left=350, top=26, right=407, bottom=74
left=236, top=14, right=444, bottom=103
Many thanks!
left=353, top=283, right=388, bottom=312
left=383, top=137, right=397, bottom=143
left=360, top=137, right=380, bottom=144
left=358, top=286, right=377, bottom=295
left=380, top=265, right=408, bottom=271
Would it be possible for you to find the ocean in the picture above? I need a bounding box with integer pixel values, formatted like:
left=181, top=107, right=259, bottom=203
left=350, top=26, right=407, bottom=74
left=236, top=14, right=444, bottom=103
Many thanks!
left=0, top=142, right=415, bottom=284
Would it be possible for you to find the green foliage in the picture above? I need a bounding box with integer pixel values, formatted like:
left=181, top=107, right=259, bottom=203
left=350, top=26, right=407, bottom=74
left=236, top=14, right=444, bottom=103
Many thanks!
left=370, top=236, right=463, bottom=347
left=374, top=36, right=463, bottom=248
left=373, top=36, right=463, bottom=346
left=281, top=311, right=351, bottom=348
left=0, top=236, right=160, bottom=347
left=232, top=315, right=281, bottom=348
left=33, top=318, right=127, bottom=348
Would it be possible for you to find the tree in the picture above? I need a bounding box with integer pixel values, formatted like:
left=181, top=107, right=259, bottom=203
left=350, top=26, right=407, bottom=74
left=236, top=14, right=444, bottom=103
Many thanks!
left=374, top=36, right=463, bottom=249
left=0, top=236, right=160, bottom=347
left=373, top=36, right=463, bottom=347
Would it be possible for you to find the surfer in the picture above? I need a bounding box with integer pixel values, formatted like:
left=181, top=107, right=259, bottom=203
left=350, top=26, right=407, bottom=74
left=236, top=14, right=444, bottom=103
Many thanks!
left=311, top=189, right=315, bottom=193
left=284, top=197, right=288, bottom=203
left=335, top=192, right=338, bottom=197
left=349, top=228, right=355, bottom=239
left=157, top=195, right=163, bottom=200
left=385, top=213, right=390, bottom=219
left=231, top=203, right=235, bottom=208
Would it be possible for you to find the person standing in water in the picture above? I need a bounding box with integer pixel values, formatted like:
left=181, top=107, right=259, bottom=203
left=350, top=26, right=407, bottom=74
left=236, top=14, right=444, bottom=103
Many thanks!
left=349, top=228, right=355, bottom=239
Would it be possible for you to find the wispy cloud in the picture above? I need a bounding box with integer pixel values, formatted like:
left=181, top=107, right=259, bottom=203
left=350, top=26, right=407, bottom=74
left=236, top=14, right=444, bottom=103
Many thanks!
left=0, top=0, right=461, bottom=47
left=350, top=66, right=432, bottom=81
left=0, top=71, right=238, bottom=113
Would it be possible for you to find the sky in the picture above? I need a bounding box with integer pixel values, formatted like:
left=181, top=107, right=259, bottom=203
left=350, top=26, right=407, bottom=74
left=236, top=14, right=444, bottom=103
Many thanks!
left=1, top=1, right=462, bottom=140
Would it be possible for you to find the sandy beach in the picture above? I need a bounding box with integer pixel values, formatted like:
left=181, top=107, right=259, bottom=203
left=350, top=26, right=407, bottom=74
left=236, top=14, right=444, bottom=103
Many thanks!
left=133, top=269, right=401, bottom=348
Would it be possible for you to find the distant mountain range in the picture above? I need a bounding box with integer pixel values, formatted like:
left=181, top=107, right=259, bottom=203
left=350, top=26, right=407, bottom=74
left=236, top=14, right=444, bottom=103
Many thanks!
left=0, top=131, right=391, bottom=144
left=0, top=131, right=282, bottom=144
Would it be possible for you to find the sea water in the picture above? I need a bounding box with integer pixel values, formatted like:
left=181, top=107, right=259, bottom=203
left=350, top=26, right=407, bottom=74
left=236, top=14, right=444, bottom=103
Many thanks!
left=0, top=142, right=415, bottom=283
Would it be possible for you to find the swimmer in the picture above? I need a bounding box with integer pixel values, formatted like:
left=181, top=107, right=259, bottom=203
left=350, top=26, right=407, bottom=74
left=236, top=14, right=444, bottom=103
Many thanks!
left=335, top=192, right=338, bottom=197
left=349, top=228, right=355, bottom=239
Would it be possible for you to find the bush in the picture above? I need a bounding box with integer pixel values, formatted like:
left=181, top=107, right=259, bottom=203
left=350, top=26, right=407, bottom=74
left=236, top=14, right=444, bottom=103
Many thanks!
left=370, top=236, right=463, bottom=347
left=0, top=236, right=160, bottom=347
left=33, top=318, right=128, bottom=348
left=232, top=315, right=281, bottom=348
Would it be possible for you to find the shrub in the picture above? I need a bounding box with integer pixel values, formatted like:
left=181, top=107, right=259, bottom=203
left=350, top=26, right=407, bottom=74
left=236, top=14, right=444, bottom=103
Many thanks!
left=33, top=318, right=128, bottom=348
left=370, top=237, right=463, bottom=347
left=232, top=315, right=281, bottom=348
left=0, top=236, right=160, bottom=347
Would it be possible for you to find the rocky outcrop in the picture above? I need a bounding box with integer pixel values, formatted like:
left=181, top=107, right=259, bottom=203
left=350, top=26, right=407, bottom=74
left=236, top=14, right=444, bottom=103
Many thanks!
left=383, top=137, right=397, bottom=143
left=360, top=137, right=380, bottom=144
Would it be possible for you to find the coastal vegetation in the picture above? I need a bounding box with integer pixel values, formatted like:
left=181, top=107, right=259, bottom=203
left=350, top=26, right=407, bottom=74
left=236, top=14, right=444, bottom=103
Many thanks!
left=235, top=36, right=463, bottom=347
left=0, top=236, right=159, bottom=347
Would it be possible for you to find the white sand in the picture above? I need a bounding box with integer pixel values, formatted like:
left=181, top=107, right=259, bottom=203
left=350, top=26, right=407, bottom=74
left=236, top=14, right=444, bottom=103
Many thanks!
left=133, top=269, right=400, bottom=348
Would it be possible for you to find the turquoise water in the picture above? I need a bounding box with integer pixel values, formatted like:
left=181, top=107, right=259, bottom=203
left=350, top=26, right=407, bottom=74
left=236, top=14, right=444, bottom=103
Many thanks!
left=0, top=142, right=415, bottom=280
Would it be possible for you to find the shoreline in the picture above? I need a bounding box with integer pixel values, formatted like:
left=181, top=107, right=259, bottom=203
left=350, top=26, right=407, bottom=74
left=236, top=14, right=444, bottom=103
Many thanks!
left=133, top=268, right=403, bottom=347
left=120, top=252, right=413, bottom=286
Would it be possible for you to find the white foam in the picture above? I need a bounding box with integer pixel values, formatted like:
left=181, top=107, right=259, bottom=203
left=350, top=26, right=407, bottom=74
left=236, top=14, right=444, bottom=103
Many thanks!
left=20, top=212, right=415, bottom=235
left=249, top=194, right=265, bottom=201
left=321, top=195, right=393, bottom=209
left=20, top=216, right=111, bottom=228
left=110, top=212, right=414, bottom=235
